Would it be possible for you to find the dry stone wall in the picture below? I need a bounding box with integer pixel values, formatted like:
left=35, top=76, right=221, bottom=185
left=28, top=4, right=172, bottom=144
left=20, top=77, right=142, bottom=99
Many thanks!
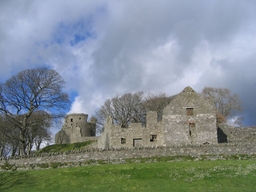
left=1, top=143, right=256, bottom=170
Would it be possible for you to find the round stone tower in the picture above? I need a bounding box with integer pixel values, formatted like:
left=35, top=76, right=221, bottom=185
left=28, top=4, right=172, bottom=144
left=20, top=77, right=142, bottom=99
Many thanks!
left=56, top=113, right=96, bottom=144
left=64, top=113, right=88, bottom=129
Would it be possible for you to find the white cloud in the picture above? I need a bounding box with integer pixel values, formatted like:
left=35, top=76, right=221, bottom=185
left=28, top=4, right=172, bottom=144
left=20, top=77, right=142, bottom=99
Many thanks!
left=1, top=0, right=256, bottom=127
left=68, top=96, right=85, bottom=114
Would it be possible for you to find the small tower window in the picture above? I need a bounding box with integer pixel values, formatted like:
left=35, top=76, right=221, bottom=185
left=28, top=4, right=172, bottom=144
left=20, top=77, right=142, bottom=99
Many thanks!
left=121, top=138, right=126, bottom=144
left=70, top=118, right=73, bottom=122
left=186, top=108, right=194, bottom=116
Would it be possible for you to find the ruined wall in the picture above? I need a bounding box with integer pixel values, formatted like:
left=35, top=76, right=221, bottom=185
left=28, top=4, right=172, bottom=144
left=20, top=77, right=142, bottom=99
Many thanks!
left=98, top=112, right=163, bottom=149
left=55, top=130, right=70, bottom=144
left=218, top=124, right=256, bottom=143
left=98, top=86, right=218, bottom=149
left=97, top=116, right=115, bottom=149
left=55, top=113, right=96, bottom=144
left=57, top=87, right=255, bottom=150
left=162, top=86, right=217, bottom=146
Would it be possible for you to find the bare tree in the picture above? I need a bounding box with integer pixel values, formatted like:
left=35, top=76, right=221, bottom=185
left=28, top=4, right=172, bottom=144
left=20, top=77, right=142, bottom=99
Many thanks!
left=95, top=92, right=176, bottom=132
left=143, top=93, right=176, bottom=122
left=34, top=127, right=52, bottom=151
left=25, top=110, right=52, bottom=154
left=201, top=87, right=243, bottom=124
left=0, top=68, right=70, bottom=156
left=0, top=127, right=6, bottom=157
left=0, top=115, right=20, bottom=157
left=95, top=92, right=145, bottom=130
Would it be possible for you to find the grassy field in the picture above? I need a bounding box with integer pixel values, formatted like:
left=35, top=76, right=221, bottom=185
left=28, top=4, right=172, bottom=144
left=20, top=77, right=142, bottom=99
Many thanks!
left=1, top=159, right=256, bottom=192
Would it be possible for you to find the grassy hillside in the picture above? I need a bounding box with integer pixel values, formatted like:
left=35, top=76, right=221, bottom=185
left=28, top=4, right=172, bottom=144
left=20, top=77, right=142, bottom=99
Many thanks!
left=37, top=140, right=96, bottom=153
left=1, top=159, right=256, bottom=192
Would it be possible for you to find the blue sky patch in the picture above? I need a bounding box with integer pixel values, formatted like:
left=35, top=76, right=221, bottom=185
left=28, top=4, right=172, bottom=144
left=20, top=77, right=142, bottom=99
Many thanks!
left=51, top=17, right=96, bottom=46
left=70, top=32, right=93, bottom=46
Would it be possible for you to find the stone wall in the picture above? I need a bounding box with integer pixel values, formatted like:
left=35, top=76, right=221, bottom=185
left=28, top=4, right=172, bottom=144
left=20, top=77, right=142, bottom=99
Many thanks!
left=98, top=112, right=163, bottom=149
left=98, top=86, right=218, bottom=149
left=1, top=143, right=256, bottom=170
left=218, top=124, right=256, bottom=143
left=162, top=86, right=217, bottom=145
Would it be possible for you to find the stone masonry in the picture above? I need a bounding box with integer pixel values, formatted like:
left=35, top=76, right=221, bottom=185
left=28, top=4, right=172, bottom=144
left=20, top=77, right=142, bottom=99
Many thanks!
left=55, top=113, right=96, bottom=144
left=98, top=86, right=218, bottom=149
left=1, top=143, right=256, bottom=170
left=2, top=86, right=256, bottom=169
left=55, top=86, right=256, bottom=148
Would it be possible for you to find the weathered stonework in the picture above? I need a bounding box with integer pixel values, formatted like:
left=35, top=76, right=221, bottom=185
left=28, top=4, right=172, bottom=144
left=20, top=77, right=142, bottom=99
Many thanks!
left=55, top=113, right=96, bottom=144
left=55, top=86, right=256, bottom=148
left=97, top=111, right=164, bottom=149
left=1, top=143, right=256, bottom=171
left=218, top=124, right=256, bottom=143
left=162, top=86, right=217, bottom=146
left=3, top=86, right=256, bottom=169
left=98, top=86, right=218, bottom=149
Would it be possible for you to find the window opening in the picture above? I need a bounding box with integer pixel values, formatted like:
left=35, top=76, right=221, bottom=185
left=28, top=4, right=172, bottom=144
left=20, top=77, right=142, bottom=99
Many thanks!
left=121, top=138, right=126, bottom=144
left=189, top=123, right=196, bottom=138
left=186, top=108, right=194, bottom=116
left=150, top=135, right=157, bottom=142
left=133, top=138, right=142, bottom=147
left=70, top=118, right=73, bottom=122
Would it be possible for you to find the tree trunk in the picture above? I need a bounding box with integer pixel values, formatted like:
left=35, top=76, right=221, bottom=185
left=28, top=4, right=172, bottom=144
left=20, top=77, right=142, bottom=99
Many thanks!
left=19, top=115, right=29, bottom=156
left=0, top=146, right=3, bottom=157
left=27, top=142, right=33, bottom=156
left=36, top=141, right=42, bottom=151
left=19, top=130, right=27, bottom=156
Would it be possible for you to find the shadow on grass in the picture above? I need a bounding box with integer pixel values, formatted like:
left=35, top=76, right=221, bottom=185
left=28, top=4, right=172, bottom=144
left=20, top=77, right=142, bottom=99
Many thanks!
left=0, top=171, right=36, bottom=191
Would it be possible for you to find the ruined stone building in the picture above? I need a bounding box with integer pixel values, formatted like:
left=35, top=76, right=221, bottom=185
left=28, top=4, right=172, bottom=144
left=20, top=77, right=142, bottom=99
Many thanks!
left=55, top=113, right=96, bottom=144
left=97, top=86, right=218, bottom=149
left=55, top=86, right=256, bottom=148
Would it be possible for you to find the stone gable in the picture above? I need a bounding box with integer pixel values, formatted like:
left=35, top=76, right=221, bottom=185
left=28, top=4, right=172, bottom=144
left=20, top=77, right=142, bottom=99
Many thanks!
left=162, top=86, right=217, bottom=146
left=98, top=86, right=218, bottom=149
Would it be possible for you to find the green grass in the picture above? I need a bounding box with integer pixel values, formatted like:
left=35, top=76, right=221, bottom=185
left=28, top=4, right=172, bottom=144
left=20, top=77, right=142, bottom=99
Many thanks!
left=1, top=160, right=256, bottom=192
left=37, top=140, right=96, bottom=153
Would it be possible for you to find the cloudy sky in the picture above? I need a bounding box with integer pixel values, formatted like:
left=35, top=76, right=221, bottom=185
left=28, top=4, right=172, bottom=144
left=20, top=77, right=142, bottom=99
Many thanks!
left=1, top=0, right=256, bottom=131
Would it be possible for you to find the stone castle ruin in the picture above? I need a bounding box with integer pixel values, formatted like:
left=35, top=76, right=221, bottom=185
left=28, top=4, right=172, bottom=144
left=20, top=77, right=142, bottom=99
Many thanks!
left=55, top=113, right=97, bottom=144
left=55, top=86, right=256, bottom=148
left=2, top=86, right=256, bottom=170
